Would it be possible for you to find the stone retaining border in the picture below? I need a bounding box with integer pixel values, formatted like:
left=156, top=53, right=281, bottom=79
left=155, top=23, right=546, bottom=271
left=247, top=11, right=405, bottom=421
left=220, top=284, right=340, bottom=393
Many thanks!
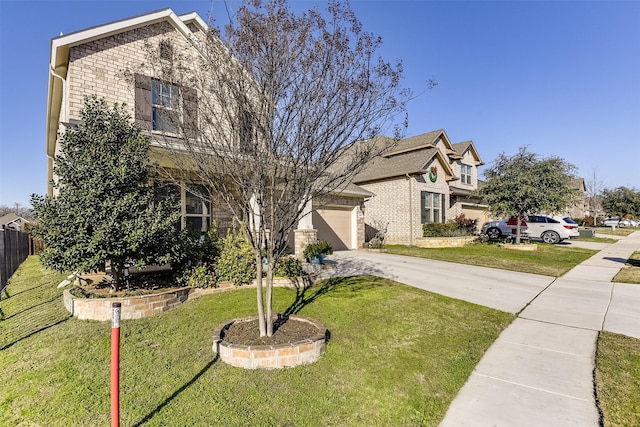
left=64, top=276, right=310, bottom=321
left=212, top=315, right=327, bottom=369
left=414, top=236, right=478, bottom=248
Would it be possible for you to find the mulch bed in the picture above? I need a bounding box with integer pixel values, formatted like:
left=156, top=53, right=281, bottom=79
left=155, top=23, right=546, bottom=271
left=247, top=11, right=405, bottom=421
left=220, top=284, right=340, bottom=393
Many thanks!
left=223, top=316, right=320, bottom=346
left=71, top=270, right=180, bottom=298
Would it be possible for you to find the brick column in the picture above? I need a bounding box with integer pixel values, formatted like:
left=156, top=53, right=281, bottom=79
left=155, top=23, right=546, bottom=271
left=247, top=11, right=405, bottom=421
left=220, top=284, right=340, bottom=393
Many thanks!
left=294, top=229, right=317, bottom=259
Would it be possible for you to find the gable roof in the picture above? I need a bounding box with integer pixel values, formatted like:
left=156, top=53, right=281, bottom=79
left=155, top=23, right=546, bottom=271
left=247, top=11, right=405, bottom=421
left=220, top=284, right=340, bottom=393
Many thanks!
left=46, top=9, right=208, bottom=161
left=354, top=145, right=455, bottom=183
left=452, top=140, right=484, bottom=166
left=384, top=129, right=460, bottom=158
left=0, top=214, right=29, bottom=227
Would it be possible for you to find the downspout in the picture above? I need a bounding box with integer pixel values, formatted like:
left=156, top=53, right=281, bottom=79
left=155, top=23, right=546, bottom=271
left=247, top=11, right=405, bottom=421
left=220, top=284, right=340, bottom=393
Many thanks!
left=406, top=173, right=413, bottom=245
left=48, top=67, right=66, bottom=197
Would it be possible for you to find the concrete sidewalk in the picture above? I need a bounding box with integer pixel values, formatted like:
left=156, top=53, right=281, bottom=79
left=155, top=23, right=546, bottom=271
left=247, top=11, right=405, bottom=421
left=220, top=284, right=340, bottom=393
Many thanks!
left=323, top=231, right=640, bottom=426
left=441, top=231, right=640, bottom=427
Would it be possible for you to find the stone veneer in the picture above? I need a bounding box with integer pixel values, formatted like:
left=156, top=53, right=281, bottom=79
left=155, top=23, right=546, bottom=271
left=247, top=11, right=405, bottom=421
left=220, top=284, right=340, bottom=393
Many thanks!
left=63, top=287, right=194, bottom=321
left=63, top=277, right=306, bottom=321
left=212, top=315, right=327, bottom=369
left=414, top=236, right=478, bottom=248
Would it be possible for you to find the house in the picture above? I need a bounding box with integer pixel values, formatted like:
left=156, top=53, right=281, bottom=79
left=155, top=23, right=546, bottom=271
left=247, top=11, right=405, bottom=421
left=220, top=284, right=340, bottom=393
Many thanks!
left=353, top=129, right=488, bottom=245
left=46, top=8, right=369, bottom=254
left=564, top=177, right=587, bottom=220
left=0, top=214, right=30, bottom=232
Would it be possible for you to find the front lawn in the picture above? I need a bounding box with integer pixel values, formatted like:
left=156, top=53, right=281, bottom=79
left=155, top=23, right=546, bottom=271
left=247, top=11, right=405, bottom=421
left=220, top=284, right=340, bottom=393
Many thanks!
left=385, top=243, right=597, bottom=277
left=1, top=257, right=513, bottom=426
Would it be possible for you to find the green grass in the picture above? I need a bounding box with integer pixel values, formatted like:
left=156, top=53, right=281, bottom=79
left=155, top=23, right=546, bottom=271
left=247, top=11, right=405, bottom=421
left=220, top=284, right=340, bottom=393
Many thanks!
left=595, top=227, right=637, bottom=237
left=596, top=332, right=640, bottom=427
left=578, top=236, right=619, bottom=244
left=385, top=243, right=597, bottom=277
left=612, top=251, right=640, bottom=284
left=1, top=257, right=514, bottom=426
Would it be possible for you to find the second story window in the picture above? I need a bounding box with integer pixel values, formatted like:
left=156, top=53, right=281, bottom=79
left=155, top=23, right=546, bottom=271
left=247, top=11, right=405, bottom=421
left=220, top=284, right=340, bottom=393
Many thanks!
left=152, top=80, right=180, bottom=133
left=461, top=164, right=472, bottom=185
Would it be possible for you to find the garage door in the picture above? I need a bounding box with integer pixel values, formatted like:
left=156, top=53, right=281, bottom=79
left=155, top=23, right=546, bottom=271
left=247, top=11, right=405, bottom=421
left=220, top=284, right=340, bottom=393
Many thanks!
left=461, top=205, right=489, bottom=232
left=313, top=208, right=352, bottom=251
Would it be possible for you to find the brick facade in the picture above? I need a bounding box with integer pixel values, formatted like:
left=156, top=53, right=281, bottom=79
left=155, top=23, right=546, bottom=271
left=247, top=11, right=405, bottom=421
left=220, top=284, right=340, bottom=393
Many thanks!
left=49, top=10, right=368, bottom=257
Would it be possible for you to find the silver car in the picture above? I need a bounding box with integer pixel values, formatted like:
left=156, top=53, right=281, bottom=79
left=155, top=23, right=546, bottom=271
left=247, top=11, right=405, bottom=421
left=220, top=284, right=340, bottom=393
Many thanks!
left=602, top=218, right=631, bottom=227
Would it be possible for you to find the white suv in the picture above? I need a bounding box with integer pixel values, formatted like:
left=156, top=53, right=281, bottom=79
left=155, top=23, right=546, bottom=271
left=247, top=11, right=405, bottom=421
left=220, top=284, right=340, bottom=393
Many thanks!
left=482, top=214, right=573, bottom=244
left=524, top=215, right=573, bottom=244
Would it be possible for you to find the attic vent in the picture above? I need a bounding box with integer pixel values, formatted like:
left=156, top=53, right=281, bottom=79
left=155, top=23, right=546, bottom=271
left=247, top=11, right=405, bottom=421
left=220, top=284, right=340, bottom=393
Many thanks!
left=159, top=40, right=173, bottom=60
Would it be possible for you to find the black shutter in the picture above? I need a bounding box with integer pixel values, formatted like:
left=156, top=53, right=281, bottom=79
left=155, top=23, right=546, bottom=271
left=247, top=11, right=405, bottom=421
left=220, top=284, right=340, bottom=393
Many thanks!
left=134, top=74, right=152, bottom=130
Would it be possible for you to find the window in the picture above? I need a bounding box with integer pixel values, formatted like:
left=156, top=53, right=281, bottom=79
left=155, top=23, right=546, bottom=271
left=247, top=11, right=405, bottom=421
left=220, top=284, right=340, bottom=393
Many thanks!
left=185, top=185, right=211, bottom=233
left=461, top=164, right=472, bottom=185
left=159, top=40, right=173, bottom=60
left=421, top=191, right=445, bottom=223
left=152, top=79, right=180, bottom=133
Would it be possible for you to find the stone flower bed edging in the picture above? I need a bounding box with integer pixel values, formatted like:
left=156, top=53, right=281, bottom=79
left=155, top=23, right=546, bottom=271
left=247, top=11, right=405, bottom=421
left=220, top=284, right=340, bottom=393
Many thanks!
left=414, top=236, right=478, bottom=248
left=499, top=243, right=538, bottom=251
left=63, top=287, right=194, bottom=321
left=212, top=315, right=327, bottom=369
left=64, top=276, right=309, bottom=321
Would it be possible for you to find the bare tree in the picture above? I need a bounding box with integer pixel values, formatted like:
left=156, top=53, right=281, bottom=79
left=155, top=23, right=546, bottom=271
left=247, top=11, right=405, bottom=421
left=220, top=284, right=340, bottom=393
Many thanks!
left=139, top=0, right=421, bottom=336
left=585, top=166, right=604, bottom=223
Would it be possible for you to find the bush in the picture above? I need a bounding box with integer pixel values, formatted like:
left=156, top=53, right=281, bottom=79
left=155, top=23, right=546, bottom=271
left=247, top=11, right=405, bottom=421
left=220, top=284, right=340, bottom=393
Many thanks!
left=273, top=255, right=307, bottom=278
left=454, top=214, right=479, bottom=235
left=215, top=227, right=255, bottom=285
left=303, top=240, right=333, bottom=260
left=176, top=263, right=217, bottom=288
left=423, top=215, right=478, bottom=237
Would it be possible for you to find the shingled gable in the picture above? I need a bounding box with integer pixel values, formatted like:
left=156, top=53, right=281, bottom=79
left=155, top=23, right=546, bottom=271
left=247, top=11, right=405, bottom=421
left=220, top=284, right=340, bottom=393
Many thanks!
left=353, top=129, right=457, bottom=184
left=452, top=140, right=484, bottom=166
left=46, top=9, right=208, bottom=192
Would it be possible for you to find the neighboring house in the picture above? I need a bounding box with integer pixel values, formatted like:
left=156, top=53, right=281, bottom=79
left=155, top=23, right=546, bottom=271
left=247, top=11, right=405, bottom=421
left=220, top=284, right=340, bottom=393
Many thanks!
left=564, top=177, right=587, bottom=220
left=0, top=214, right=30, bottom=231
left=46, top=8, right=369, bottom=254
left=354, top=129, right=487, bottom=245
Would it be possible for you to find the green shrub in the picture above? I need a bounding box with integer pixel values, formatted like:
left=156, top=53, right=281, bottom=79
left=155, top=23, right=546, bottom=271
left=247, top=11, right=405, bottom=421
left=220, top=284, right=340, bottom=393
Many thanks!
left=215, top=227, right=255, bottom=285
left=422, top=222, right=459, bottom=237
left=423, top=215, right=478, bottom=237
left=273, top=255, right=307, bottom=278
left=303, top=240, right=333, bottom=259
left=176, top=263, right=217, bottom=288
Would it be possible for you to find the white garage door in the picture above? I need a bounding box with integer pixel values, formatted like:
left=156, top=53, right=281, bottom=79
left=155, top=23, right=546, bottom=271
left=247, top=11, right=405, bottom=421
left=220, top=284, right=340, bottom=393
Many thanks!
left=313, top=208, right=352, bottom=251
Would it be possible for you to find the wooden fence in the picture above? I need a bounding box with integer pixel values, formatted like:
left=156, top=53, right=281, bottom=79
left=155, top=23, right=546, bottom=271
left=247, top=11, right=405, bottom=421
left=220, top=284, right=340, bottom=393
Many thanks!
left=1, top=227, right=40, bottom=294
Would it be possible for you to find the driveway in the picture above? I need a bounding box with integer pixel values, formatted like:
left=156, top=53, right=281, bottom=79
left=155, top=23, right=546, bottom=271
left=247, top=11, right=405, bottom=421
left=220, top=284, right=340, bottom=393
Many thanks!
left=320, top=250, right=555, bottom=314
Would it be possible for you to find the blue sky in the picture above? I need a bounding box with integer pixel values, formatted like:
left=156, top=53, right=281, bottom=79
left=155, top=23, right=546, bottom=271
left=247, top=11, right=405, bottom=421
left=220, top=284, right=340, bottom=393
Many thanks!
left=1, top=0, right=638, bottom=208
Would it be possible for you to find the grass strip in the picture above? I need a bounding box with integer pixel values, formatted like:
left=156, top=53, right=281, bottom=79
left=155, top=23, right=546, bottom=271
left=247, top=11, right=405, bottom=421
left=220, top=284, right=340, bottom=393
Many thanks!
left=612, top=251, right=640, bottom=284
left=596, top=331, right=640, bottom=427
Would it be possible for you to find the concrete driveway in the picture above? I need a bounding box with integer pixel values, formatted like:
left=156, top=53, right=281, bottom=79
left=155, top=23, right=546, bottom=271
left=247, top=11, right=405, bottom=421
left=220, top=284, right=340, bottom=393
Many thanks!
left=321, top=250, right=555, bottom=314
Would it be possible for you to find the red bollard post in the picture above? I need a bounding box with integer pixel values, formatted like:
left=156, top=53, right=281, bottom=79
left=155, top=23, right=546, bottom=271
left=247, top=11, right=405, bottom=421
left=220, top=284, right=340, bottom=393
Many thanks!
left=111, top=302, right=121, bottom=427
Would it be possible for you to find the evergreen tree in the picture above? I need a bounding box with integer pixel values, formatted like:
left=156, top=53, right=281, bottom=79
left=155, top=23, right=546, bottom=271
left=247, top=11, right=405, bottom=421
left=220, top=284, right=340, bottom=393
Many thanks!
left=31, top=96, right=180, bottom=291
left=480, top=147, right=578, bottom=243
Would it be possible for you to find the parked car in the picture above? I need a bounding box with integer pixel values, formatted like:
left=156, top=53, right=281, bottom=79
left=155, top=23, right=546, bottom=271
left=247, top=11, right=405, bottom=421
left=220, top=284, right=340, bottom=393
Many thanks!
left=602, top=218, right=631, bottom=227
left=482, top=214, right=572, bottom=244
left=552, top=216, right=580, bottom=238
left=481, top=216, right=527, bottom=240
